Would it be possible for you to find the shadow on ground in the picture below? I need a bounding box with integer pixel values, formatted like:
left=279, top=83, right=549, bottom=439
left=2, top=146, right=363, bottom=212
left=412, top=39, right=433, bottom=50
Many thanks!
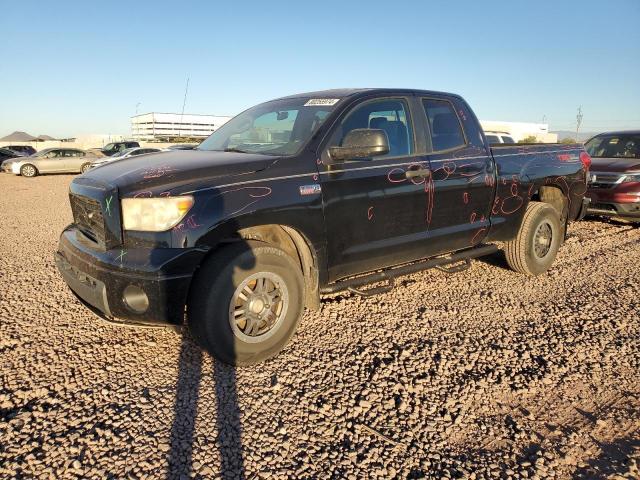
left=167, top=333, right=246, bottom=479
left=572, top=436, right=640, bottom=479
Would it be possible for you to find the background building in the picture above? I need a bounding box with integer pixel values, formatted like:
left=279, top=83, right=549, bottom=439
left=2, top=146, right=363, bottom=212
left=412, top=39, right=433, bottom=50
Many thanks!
left=131, top=112, right=232, bottom=140
left=480, top=120, right=558, bottom=143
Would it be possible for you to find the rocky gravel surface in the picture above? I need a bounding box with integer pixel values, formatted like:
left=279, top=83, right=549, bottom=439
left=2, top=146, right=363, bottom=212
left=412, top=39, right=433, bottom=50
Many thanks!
left=1, top=173, right=639, bottom=480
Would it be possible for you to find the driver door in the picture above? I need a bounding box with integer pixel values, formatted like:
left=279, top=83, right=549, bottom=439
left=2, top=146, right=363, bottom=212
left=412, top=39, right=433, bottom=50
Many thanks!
left=38, top=149, right=67, bottom=172
left=319, top=96, right=434, bottom=282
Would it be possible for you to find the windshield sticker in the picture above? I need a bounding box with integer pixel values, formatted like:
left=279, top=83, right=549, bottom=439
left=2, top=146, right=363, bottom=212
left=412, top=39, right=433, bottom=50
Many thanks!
left=304, top=98, right=340, bottom=107
left=299, top=184, right=322, bottom=196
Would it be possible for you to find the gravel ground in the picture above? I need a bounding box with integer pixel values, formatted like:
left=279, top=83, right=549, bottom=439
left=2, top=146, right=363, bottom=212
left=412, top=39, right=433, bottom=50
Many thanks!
left=1, top=173, right=639, bottom=480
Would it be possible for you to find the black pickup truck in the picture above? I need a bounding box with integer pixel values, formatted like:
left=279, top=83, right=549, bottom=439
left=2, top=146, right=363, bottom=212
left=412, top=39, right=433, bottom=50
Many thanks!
left=56, top=88, right=591, bottom=365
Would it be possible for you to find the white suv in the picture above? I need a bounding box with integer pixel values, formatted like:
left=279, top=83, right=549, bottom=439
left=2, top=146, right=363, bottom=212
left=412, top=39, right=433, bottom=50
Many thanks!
left=484, top=131, right=516, bottom=144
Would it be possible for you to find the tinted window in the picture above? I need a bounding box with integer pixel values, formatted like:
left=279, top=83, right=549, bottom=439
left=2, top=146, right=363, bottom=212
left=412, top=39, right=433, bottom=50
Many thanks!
left=422, top=99, right=466, bottom=152
left=585, top=134, right=640, bottom=158
left=485, top=135, right=500, bottom=143
left=330, top=98, right=413, bottom=158
left=501, top=136, right=515, bottom=144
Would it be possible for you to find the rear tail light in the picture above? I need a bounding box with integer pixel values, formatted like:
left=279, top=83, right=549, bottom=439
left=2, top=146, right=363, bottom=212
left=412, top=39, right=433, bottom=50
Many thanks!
left=580, top=151, right=592, bottom=171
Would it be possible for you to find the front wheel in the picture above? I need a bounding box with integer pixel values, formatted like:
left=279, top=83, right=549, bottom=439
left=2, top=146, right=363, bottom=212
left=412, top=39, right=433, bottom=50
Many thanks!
left=80, top=162, right=92, bottom=173
left=20, top=164, right=37, bottom=177
left=504, top=202, right=562, bottom=275
left=188, top=240, right=305, bottom=365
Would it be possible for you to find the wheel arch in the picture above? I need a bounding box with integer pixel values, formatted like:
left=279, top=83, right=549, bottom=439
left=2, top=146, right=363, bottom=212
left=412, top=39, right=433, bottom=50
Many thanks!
left=192, top=223, right=321, bottom=311
left=531, top=185, right=568, bottom=224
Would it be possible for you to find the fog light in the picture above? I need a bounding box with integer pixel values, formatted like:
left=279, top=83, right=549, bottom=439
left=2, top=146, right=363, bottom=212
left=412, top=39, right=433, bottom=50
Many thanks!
left=123, top=285, right=149, bottom=313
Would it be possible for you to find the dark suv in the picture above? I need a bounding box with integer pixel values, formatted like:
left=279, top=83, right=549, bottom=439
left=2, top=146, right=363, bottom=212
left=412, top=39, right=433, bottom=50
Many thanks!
left=585, top=130, right=640, bottom=221
left=3, top=145, right=37, bottom=156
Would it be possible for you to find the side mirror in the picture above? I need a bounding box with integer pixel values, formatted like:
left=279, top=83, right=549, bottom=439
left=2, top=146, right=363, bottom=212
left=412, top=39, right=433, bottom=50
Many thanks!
left=328, top=129, right=389, bottom=162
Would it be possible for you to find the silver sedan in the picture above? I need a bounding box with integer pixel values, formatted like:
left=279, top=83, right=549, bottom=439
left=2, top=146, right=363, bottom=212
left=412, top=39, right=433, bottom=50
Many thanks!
left=90, top=147, right=164, bottom=168
left=2, top=148, right=99, bottom=177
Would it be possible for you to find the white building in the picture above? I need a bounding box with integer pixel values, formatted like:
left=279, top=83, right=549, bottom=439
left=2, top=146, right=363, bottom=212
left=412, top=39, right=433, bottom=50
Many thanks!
left=131, top=112, right=232, bottom=140
left=480, top=120, right=558, bottom=143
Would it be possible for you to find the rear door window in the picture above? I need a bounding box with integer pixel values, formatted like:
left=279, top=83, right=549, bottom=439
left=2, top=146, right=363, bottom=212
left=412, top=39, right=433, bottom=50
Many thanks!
left=501, top=135, right=515, bottom=144
left=422, top=99, right=466, bottom=152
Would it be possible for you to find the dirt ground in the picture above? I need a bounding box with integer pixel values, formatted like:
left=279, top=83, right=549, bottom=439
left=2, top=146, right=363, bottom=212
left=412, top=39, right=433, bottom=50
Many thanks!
left=1, top=173, right=638, bottom=480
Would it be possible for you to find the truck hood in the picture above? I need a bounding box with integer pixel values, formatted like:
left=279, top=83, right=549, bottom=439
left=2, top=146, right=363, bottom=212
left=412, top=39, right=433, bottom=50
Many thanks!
left=81, top=149, right=278, bottom=195
left=590, top=157, right=640, bottom=173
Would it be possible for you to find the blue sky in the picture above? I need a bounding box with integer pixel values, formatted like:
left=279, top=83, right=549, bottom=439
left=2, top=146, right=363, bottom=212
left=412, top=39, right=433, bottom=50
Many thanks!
left=1, top=0, right=638, bottom=137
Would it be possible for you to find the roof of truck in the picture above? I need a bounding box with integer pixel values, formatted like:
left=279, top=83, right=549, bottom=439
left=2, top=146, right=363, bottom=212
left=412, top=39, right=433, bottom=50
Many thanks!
left=592, top=130, right=640, bottom=136
left=274, top=88, right=462, bottom=101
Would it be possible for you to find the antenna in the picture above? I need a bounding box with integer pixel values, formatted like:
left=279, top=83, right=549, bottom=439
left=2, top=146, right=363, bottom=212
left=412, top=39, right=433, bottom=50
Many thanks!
left=180, top=77, right=190, bottom=138
left=575, top=106, right=583, bottom=142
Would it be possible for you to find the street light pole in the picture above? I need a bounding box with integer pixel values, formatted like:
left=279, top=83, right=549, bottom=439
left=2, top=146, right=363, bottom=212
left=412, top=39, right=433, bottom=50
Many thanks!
left=576, top=106, right=583, bottom=142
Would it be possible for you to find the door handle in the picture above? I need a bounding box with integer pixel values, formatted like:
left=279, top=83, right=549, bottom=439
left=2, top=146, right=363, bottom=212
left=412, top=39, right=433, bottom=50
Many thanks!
left=405, top=168, right=430, bottom=179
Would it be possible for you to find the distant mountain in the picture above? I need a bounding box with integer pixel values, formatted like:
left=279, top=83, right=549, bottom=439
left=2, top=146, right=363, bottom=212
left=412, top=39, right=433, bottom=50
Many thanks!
left=550, top=130, right=598, bottom=142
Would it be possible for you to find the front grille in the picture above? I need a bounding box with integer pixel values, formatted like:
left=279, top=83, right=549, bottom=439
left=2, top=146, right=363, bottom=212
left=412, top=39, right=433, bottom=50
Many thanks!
left=70, top=194, right=106, bottom=245
left=590, top=172, right=622, bottom=189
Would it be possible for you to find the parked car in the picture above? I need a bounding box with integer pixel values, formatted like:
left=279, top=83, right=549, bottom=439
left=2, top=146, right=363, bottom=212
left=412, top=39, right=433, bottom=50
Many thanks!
left=2, top=148, right=97, bottom=177
left=2, top=145, right=37, bottom=156
left=90, top=147, right=164, bottom=168
left=484, top=131, right=516, bottom=144
left=166, top=143, right=199, bottom=150
left=55, top=88, right=590, bottom=365
left=100, top=141, right=140, bottom=157
left=0, top=147, right=25, bottom=167
left=584, top=130, right=640, bottom=221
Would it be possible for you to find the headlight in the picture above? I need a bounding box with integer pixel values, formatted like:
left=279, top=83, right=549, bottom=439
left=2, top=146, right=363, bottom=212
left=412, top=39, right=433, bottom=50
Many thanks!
left=622, top=173, right=640, bottom=183
left=121, top=196, right=194, bottom=231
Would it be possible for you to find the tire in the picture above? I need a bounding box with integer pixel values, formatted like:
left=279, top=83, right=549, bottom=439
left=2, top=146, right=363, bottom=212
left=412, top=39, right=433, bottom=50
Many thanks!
left=504, top=202, right=562, bottom=275
left=80, top=163, right=92, bottom=173
left=20, top=164, right=37, bottom=177
left=188, top=240, right=305, bottom=365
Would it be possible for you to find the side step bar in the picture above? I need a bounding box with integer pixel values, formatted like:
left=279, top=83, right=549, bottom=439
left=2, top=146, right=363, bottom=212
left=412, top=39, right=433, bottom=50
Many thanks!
left=320, top=244, right=499, bottom=295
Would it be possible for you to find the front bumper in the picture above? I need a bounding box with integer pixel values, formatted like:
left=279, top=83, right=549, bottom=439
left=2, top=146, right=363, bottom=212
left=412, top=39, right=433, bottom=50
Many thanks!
left=586, top=189, right=640, bottom=219
left=586, top=202, right=640, bottom=219
left=56, top=226, right=207, bottom=326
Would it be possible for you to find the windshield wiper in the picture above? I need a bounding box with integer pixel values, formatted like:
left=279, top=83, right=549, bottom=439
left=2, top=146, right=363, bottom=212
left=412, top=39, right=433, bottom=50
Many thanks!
left=223, top=147, right=249, bottom=153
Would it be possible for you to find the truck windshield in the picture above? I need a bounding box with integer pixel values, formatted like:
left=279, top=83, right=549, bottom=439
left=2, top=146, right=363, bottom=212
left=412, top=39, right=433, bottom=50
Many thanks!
left=198, top=97, right=339, bottom=156
left=585, top=134, right=640, bottom=158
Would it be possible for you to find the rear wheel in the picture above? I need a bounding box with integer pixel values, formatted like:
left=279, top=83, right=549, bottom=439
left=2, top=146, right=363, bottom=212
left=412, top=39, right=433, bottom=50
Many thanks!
left=188, top=240, right=304, bottom=365
left=504, top=202, right=562, bottom=275
left=80, top=163, right=92, bottom=173
left=20, top=164, right=37, bottom=177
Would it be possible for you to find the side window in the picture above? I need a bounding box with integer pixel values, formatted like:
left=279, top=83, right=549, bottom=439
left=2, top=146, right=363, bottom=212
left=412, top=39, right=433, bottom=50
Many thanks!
left=330, top=98, right=413, bottom=158
left=485, top=135, right=500, bottom=144
left=501, top=136, right=515, bottom=144
left=422, top=99, right=466, bottom=152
